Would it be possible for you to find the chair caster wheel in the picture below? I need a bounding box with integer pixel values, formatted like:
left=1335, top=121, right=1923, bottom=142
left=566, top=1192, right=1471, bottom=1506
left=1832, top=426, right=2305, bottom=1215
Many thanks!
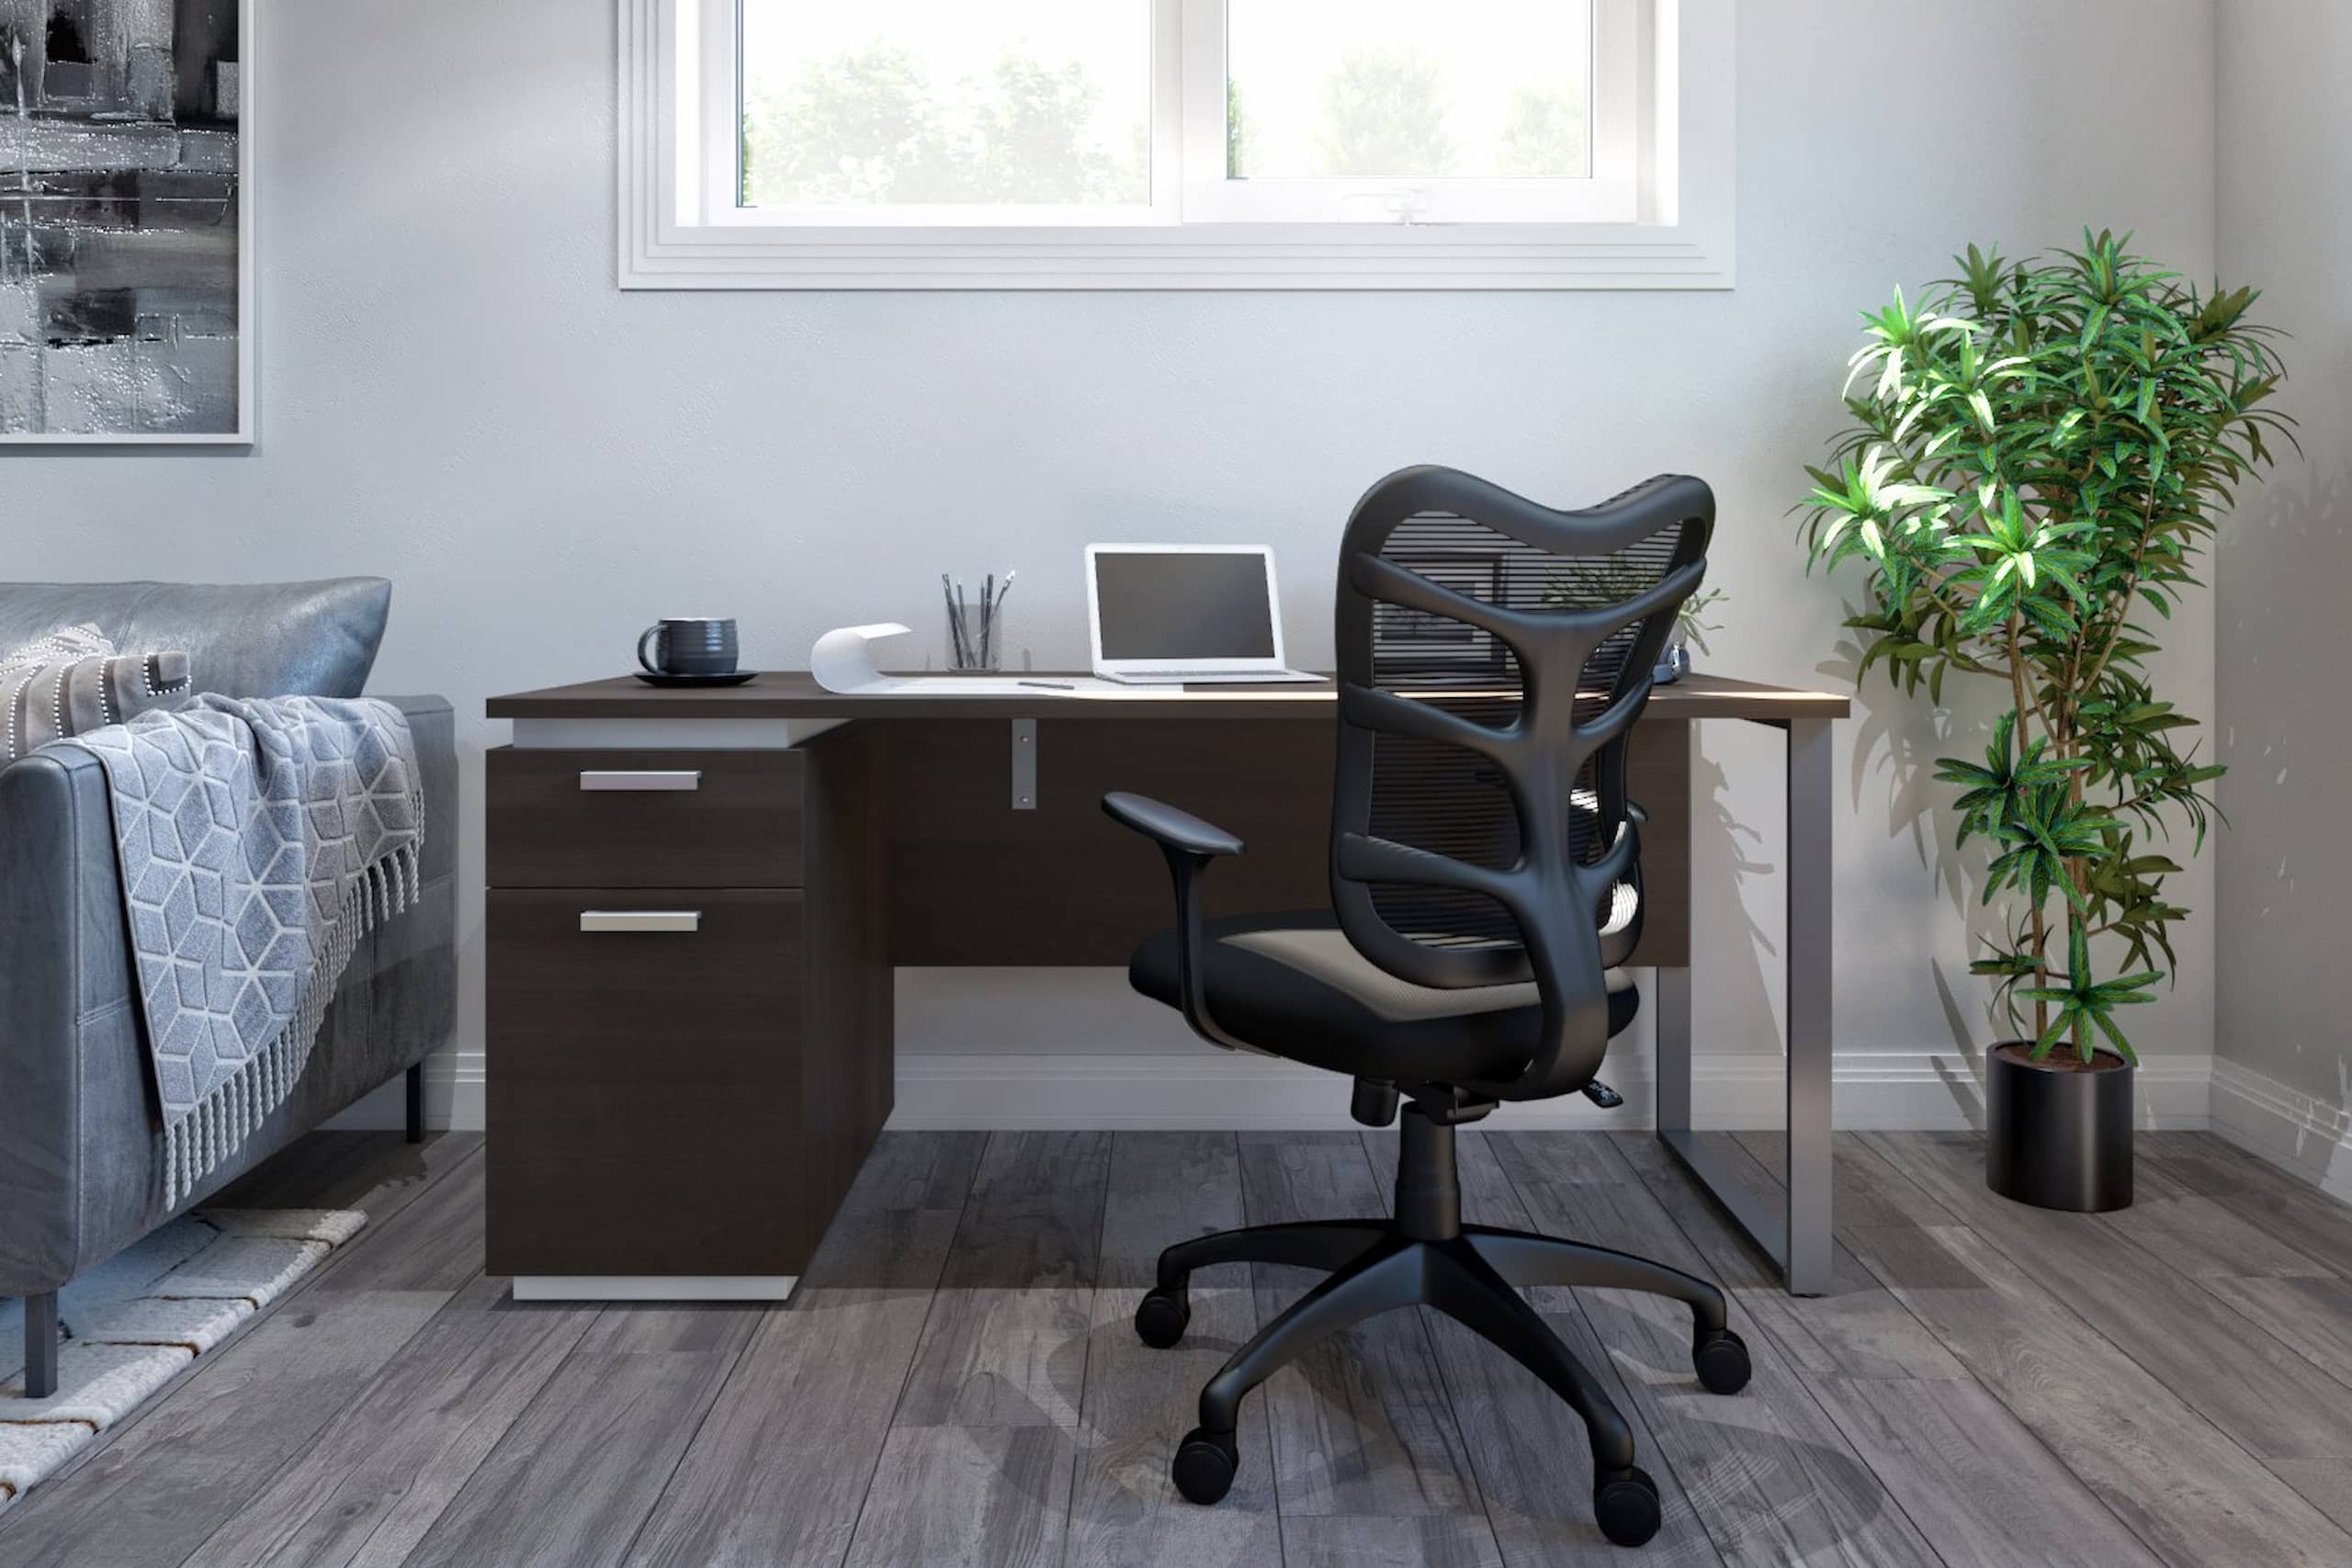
left=1692, top=1327, right=1751, bottom=1394
left=1593, top=1464, right=1662, bottom=1547
left=1135, top=1287, right=1191, bottom=1348
left=1171, top=1427, right=1238, bottom=1504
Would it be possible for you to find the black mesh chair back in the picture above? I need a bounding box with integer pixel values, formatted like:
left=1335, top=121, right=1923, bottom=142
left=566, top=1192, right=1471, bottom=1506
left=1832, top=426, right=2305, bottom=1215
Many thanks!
left=1330, top=467, right=1714, bottom=1101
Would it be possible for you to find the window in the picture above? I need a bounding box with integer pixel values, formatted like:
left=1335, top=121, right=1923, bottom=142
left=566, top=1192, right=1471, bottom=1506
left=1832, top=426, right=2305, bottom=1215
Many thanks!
left=620, top=0, right=1732, bottom=288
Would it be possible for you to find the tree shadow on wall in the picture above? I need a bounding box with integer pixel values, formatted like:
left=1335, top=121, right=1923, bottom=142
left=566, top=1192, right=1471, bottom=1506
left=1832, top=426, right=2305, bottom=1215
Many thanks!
left=1678, top=726, right=1781, bottom=1134
left=1816, top=624, right=2017, bottom=1126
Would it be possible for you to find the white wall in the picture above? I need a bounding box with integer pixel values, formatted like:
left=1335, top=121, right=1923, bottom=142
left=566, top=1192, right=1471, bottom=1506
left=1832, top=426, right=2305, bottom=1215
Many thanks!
left=2211, top=0, right=2352, bottom=1189
left=5, top=0, right=2222, bottom=1130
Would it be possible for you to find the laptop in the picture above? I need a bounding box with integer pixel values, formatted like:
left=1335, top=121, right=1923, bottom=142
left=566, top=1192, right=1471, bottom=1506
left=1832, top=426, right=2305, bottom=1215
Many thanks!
left=1086, top=545, right=1323, bottom=685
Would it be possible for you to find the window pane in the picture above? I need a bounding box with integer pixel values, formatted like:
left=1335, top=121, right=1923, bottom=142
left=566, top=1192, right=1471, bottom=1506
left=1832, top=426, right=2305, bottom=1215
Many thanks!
left=741, top=1, right=1151, bottom=208
left=1226, top=0, right=1592, bottom=181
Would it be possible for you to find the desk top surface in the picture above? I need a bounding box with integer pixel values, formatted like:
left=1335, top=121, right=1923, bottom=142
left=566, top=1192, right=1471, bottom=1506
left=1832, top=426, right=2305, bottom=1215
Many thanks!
left=487, top=671, right=1849, bottom=722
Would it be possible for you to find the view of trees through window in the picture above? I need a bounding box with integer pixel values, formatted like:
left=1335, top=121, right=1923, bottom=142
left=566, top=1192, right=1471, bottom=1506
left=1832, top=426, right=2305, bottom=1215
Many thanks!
left=741, top=1, right=1594, bottom=209
left=741, top=1, right=1150, bottom=208
left=1229, top=1, right=1592, bottom=181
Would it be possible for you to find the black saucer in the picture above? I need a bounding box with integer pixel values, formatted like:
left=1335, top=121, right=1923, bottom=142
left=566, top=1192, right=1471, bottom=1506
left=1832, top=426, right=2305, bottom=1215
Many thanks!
left=633, top=671, right=757, bottom=688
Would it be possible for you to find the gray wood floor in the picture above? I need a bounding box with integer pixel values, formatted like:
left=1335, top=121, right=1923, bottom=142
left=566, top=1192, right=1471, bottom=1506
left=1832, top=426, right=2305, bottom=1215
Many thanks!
left=8, top=1127, right=2352, bottom=1567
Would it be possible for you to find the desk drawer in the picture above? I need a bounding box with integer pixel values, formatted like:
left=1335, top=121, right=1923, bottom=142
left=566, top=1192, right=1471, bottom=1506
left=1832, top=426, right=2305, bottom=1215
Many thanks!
left=487, top=748, right=803, bottom=888
left=485, top=887, right=807, bottom=1277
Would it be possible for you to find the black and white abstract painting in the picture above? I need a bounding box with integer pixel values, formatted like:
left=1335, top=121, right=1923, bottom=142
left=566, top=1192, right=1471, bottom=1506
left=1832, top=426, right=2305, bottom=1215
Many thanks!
left=0, top=0, right=248, bottom=443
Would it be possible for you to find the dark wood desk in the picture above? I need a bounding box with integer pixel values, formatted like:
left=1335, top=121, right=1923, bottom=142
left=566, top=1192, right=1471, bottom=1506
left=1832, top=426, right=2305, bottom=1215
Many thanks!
left=484, top=671, right=1848, bottom=1295
left=488, top=670, right=1848, bottom=724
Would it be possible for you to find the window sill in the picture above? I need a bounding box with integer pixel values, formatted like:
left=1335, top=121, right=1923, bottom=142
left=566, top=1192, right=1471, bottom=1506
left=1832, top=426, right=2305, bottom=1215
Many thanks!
left=616, top=221, right=1736, bottom=292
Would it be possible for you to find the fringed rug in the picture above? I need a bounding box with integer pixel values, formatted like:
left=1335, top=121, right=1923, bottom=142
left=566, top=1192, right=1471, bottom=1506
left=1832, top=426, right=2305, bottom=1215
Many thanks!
left=0, top=1206, right=367, bottom=1513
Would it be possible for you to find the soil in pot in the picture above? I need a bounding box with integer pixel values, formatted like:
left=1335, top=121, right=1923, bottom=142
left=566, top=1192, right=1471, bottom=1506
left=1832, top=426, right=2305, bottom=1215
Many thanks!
left=1989, top=1042, right=2130, bottom=1073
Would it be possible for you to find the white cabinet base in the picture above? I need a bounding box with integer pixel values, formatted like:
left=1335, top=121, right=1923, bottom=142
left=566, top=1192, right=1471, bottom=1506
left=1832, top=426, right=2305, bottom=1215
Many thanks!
left=512, top=1274, right=799, bottom=1303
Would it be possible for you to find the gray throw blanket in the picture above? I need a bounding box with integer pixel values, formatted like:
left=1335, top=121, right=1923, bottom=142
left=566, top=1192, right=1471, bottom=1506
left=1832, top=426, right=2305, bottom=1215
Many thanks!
left=65, top=695, right=425, bottom=1206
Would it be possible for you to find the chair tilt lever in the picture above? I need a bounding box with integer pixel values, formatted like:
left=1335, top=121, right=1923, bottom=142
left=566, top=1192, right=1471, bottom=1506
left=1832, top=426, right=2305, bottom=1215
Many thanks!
left=1581, top=1079, right=1625, bottom=1109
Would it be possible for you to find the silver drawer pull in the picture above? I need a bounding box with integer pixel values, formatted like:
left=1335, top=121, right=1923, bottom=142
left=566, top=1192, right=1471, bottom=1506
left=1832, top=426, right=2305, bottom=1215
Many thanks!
left=579, top=910, right=702, bottom=933
left=579, top=770, right=703, bottom=792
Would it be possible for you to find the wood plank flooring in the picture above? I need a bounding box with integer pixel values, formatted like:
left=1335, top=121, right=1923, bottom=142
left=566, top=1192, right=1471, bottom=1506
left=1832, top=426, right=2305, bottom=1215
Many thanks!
left=9, top=1128, right=2352, bottom=1566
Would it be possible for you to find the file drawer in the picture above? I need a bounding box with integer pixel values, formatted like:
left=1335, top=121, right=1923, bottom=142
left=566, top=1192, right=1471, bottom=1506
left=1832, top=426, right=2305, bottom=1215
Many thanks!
left=485, top=887, right=807, bottom=1277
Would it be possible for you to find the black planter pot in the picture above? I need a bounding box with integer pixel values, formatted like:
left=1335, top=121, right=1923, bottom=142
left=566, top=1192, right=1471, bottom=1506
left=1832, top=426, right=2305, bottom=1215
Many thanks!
left=1984, top=1043, right=2134, bottom=1212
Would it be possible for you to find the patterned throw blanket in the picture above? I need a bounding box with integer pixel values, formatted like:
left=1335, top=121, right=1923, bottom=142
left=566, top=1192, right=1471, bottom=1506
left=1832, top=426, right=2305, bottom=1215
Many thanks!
left=64, top=696, right=424, bottom=1207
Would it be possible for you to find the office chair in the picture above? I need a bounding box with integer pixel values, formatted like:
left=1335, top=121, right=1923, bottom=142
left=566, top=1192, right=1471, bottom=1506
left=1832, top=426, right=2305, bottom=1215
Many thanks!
left=1103, top=467, right=1746, bottom=1549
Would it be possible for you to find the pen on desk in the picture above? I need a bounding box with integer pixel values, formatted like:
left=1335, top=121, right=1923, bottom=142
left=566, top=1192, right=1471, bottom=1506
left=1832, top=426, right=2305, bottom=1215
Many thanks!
left=1018, top=680, right=1075, bottom=690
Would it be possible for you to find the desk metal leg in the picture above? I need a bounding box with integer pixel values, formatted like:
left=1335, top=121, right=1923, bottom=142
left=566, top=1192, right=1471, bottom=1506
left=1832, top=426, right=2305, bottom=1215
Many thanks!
left=1654, top=716, right=1835, bottom=1297
left=1655, top=965, right=1691, bottom=1135
left=1783, top=717, right=1836, bottom=1295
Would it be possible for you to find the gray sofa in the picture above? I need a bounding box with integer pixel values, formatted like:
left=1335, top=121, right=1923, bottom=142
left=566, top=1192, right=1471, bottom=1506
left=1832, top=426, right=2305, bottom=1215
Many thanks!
left=0, top=581, right=456, bottom=1397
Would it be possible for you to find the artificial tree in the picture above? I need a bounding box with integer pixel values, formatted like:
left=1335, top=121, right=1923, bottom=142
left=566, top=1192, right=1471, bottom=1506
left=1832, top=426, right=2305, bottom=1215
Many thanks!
left=1798, top=231, right=2291, bottom=1066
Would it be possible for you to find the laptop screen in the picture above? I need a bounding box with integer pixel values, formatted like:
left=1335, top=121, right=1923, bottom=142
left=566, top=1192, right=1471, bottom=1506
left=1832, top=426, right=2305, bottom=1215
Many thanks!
left=1095, top=551, right=1277, bottom=661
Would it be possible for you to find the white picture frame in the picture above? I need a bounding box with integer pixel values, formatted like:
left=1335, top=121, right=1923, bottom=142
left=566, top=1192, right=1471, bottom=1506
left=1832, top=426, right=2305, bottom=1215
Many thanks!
left=0, top=0, right=255, bottom=446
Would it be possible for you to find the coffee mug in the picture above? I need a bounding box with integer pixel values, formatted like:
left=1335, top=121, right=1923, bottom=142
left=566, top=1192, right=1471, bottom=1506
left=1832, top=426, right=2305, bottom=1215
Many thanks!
left=638, top=616, right=740, bottom=676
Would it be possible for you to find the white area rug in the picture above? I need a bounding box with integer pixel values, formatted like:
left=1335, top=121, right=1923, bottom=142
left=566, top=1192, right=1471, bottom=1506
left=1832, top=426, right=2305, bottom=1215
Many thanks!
left=0, top=1207, right=366, bottom=1513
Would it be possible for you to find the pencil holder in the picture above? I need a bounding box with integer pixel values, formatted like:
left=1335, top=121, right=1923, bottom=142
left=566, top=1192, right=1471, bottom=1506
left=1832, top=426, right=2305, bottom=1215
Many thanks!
left=943, top=579, right=1008, bottom=671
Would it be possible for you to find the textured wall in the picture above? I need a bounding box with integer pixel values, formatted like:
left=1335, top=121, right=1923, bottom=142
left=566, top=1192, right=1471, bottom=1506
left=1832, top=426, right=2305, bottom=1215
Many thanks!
left=2214, top=3, right=2352, bottom=1116
left=1, top=0, right=2221, bottom=1116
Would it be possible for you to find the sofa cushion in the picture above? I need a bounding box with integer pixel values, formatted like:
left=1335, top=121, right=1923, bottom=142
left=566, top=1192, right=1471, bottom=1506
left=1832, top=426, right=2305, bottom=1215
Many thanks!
left=0, top=580, right=390, bottom=699
left=1, top=625, right=194, bottom=762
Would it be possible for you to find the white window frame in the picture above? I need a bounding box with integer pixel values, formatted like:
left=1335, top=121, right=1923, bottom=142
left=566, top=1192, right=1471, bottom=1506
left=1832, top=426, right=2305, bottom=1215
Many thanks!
left=619, top=0, right=1734, bottom=290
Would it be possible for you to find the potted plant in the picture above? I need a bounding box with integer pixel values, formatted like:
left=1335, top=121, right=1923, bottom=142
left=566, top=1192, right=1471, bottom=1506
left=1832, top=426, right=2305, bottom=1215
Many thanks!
left=1796, top=231, right=2291, bottom=1211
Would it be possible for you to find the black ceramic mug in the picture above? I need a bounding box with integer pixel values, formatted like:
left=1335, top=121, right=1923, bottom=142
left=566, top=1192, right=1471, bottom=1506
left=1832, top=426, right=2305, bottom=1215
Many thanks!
left=637, top=617, right=739, bottom=676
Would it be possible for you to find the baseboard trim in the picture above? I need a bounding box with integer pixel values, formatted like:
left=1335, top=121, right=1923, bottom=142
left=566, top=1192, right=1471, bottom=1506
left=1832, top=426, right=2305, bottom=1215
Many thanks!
left=334, top=1046, right=2222, bottom=1136
left=2208, top=1057, right=2352, bottom=1204
left=885, top=1049, right=2219, bottom=1132
left=321, top=1051, right=486, bottom=1134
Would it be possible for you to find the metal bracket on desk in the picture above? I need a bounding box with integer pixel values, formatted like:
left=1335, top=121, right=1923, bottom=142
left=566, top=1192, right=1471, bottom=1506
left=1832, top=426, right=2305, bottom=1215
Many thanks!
left=1653, top=714, right=1835, bottom=1297
left=1011, top=718, right=1036, bottom=810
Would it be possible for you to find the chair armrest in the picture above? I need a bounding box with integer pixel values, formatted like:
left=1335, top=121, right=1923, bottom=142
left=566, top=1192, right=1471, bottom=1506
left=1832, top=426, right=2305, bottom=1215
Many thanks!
left=1102, top=793, right=1249, bottom=1050
left=1102, top=792, right=1245, bottom=858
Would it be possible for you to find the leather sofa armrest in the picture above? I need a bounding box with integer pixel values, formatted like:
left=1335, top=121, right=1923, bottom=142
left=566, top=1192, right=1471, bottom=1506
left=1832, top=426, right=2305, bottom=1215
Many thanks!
left=376, top=695, right=457, bottom=887
left=0, top=694, right=458, bottom=1296
left=0, top=745, right=133, bottom=1293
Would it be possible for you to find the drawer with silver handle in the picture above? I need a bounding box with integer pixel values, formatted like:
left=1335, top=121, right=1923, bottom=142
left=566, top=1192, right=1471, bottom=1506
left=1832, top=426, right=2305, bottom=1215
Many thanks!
left=578, top=770, right=702, bottom=792
left=487, top=747, right=802, bottom=889
left=578, top=909, right=702, bottom=933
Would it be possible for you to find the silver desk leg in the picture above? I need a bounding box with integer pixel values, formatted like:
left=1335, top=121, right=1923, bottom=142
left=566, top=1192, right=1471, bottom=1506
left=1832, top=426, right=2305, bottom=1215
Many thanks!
left=1655, top=965, right=1692, bottom=1135
left=1783, top=716, right=1836, bottom=1295
left=1656, top=716, right=1835, bottom=1296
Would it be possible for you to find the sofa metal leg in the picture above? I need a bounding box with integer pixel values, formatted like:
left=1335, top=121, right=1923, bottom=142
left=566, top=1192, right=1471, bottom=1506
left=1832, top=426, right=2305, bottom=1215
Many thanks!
left=405, top=1063, right=425, bottom=1144
left=24, top=1291, right=60, bottom=1399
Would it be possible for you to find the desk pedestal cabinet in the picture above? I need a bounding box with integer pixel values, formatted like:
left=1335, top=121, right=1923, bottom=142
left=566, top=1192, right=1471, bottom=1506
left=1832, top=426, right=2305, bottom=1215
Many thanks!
left=484, top=731, right=888, bottom=1301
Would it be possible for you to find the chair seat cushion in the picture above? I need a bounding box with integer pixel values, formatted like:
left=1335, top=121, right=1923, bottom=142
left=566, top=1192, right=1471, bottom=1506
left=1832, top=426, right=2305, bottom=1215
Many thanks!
left=1130, top=911, right=1637, bottom=1088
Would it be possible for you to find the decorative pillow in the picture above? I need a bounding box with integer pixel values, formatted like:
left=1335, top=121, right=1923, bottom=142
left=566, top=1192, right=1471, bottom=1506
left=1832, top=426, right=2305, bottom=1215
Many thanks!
left=1, top=624, right=194, bottom=763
